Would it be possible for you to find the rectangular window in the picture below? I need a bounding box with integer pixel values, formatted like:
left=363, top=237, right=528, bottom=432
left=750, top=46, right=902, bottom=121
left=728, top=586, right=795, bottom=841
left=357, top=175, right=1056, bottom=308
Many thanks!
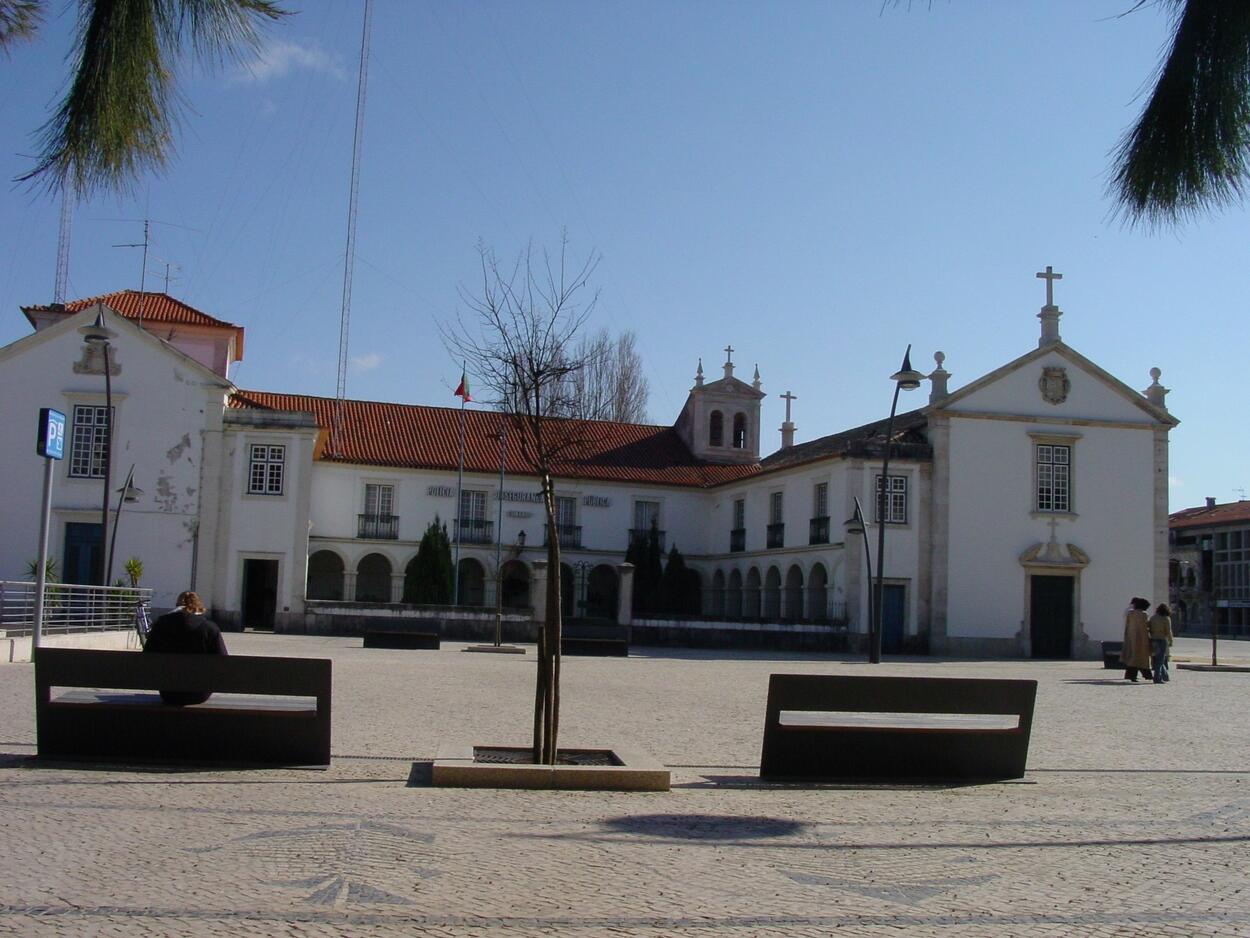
left=813, top=482, right=828, bottom=518
left=733, top=498, right=745, bottom=530
left=365, top=483, right=394, bottom=517
left=460, top=489, right=487, bottom=521
left=1036, top=444, right=1071, bottom=513
left=874, top=475, right=908, bottom=524
left=69, top=404, right=111, bottom=478
left=770, top=491, right=784, bottom=524
left=247, top=444, right=285, bottom=495
left=556, top=495, right=577, bottom=529
left=633, top=500, right=660, bottom=532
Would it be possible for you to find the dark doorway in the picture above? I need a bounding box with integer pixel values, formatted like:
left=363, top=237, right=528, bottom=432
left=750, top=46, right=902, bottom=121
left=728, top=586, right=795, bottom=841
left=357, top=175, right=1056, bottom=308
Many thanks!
left=63, top=522, right=102, bottom=586
left=1030, top=575, right=1074, bottom=658
left=242, top=559, right=279, bottom=631
left=882, top=584, right=906, bottom=654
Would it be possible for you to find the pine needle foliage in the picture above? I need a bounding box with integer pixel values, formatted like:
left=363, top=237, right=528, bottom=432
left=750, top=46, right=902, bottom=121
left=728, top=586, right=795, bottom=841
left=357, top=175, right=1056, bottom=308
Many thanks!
left=0, top=0, right=41, bottom=48
left=18, top=0, right=286, bottom=196
left=1111, top=0, right=1250, bottom=227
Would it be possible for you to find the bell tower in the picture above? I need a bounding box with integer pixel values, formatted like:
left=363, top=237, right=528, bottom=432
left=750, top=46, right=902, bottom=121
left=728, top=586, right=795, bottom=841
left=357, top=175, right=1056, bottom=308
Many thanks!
left=674, top=345, right=765, bottom=464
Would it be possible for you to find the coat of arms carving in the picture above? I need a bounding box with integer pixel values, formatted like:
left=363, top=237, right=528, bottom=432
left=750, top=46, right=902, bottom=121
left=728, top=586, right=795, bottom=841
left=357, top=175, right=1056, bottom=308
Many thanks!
left=1039, top=366, right=1069, bottom=405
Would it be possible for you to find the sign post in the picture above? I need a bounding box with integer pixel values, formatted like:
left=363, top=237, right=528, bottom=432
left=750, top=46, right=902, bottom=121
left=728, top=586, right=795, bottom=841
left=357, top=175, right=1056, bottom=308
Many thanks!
left=33, top=408, right=65, bottom=656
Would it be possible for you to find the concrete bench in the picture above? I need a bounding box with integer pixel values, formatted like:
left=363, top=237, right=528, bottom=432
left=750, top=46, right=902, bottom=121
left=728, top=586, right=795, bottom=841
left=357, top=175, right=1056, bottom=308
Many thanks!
left=363, top=630, right=440, bottom=650
left=759, top=674, right=1037, bottom=781
left=561, top=624, right=628, bottom=657
left=35, top=648, right=332, bottom=766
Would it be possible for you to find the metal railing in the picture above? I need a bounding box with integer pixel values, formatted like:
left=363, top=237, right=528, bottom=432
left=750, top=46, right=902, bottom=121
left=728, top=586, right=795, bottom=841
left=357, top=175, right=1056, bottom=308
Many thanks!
left=455, top=518, right=495, bottom=545
left=809, top=516, right=830, bottom=545
left=357, top=514, right=399, bottom=539
left=628, top=528, right=667, bottom=552
left=543, top=524, right=582, bottom=549
left=0, top=581, right=153, bottom=636
left=766, top=523, right=785, bottom=549
left=729, top=528, right=746, bottom=552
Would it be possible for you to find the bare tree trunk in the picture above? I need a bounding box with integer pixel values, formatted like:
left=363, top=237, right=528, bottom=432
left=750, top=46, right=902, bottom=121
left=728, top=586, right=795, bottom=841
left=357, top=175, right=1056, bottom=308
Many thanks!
left=532, top=628, right=546, bottom=763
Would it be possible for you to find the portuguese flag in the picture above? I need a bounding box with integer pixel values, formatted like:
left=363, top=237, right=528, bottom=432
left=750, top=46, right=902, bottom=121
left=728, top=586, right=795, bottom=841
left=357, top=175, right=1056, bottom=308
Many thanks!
left=454, top=369, right=472, bottom=402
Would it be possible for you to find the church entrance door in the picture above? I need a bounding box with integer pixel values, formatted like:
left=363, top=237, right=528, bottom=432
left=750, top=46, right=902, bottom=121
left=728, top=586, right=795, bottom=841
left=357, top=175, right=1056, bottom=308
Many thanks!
left=1030, top=575, right=1073, bottom=659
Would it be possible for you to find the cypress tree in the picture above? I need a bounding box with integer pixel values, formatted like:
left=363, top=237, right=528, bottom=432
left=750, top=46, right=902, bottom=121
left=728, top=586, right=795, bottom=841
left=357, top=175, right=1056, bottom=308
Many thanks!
left=406, top=516, right=453, bottom=604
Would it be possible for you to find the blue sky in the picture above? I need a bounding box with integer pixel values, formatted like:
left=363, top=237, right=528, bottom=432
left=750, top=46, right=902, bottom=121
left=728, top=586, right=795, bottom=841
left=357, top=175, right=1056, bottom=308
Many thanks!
left=1, top=1, right=1243, bottom=509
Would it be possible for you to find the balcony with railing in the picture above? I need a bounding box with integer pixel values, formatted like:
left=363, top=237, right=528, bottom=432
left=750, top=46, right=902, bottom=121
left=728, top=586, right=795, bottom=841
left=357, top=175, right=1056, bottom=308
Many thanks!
left=543, top=524, right=583, bottom=549
left=766, top=522, right=785, bottom=549
left=809, top=516, right=830, bottom=545
left=455, top=518, right=494, bottom=545
left=357, top=514, right=399, bottom=539
left=729, top=528, right=746, bottom=553
left=628, top=528, right=666, bottom=552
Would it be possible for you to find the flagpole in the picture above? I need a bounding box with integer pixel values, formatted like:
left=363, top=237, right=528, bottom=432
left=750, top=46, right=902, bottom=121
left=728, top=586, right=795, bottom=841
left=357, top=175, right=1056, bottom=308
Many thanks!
left=494, top=420, right=507, bottom=646
left=453, top=363, right=467, bottom=605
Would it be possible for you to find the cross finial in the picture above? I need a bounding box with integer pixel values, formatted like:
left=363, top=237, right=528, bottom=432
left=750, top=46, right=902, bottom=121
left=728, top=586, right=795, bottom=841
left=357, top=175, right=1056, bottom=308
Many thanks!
left=780, top=390, right=797, bottom=422
left=1036, top=265, right=1063, bottom=307
left=724, top=344, right=734, bottom=363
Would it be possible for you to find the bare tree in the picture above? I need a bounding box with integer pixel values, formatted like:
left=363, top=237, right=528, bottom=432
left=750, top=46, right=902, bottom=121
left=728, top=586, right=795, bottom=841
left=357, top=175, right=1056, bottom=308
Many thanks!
left=443, top=234, right=600, bottom=766
left=564, top=328, right=650, bottom=424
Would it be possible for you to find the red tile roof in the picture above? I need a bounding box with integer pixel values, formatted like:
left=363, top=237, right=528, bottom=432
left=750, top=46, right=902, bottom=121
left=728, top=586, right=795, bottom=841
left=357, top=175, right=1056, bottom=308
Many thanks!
left=1170, top=500, right=1250, bottom=530
left=230, top=390, right=764, bottom=488
left=23, top=291, right=244, bottom=357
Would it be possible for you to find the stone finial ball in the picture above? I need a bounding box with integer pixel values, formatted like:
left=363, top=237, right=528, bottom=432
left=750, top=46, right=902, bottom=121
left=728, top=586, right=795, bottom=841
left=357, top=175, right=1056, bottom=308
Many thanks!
left=1150, top=367, right=1161, bottom=381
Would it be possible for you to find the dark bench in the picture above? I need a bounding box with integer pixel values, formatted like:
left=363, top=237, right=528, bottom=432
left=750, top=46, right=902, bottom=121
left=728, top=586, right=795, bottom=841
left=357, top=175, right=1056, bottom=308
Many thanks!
left=35, top=648, right=332, bottom=766
left=1101, top=641, right=1123, bottom=669
left=363, top=630, right=440, bottom=650
left=759, top=674, right=1037, bottom=781
left=561, top=624, right=629, bottom=657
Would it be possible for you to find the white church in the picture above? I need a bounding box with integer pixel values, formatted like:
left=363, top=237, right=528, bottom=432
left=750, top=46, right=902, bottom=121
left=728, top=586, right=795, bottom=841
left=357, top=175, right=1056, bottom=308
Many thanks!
left=0, top=274, right=1176, bottom=658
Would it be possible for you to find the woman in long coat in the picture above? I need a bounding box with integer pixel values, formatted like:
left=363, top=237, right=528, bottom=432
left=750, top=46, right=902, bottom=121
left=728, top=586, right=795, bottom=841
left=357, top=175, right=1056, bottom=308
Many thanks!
left=1122, top=597, right=1153, bottom=682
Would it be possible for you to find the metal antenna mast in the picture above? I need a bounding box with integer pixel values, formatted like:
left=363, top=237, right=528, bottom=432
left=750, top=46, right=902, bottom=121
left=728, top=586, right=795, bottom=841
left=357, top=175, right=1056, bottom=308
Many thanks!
left=333, top=0, right=373, bottom=454
left=53, top=191, right=72, bottom=304
left=113, top=220, right=151, bottom=326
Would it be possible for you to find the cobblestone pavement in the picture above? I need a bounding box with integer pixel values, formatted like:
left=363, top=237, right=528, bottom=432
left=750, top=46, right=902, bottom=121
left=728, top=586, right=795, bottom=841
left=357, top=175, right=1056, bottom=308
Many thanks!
left=1, top=634, right=1248, bottom=936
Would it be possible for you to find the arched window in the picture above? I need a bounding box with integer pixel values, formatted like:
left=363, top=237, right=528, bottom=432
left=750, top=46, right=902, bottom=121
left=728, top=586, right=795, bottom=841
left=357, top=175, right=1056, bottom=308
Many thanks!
left=807, top=563, right=829, bottom=622
left=763, top=566, right=782, bottom=619
left=733, top=413, right=748, bottom=449
left=745, top=567, right=762, bottom=617
left=356, top=553, right=393, bottom=603
left=307, top=551, right=344, bottom=601
left=587, top=564, right=619, bottom=620
left=501, top=560, right=530, bottom=609
left=784, top=565, right=804, bottom=620
left=709, top=410, right=724, bottom=447
left=457, top=558, right=486, bottom=606
left=727, top=569, right=743, bottom=618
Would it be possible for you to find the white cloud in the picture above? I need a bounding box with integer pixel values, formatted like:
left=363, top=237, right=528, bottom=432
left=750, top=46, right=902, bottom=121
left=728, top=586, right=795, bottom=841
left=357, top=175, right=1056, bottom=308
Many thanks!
left=235, top=39, right=346, bottom=83
left=350, top=352, right=382, bottom=372
left=1168, top=476, right=1184, bottom=488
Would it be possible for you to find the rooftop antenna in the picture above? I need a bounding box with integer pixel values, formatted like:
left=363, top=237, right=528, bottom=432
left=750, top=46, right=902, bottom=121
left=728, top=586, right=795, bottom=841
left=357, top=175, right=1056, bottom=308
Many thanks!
left=1236, top=487, right=1247, bottom=502
left=53, top=191, right=72, bottom=305
left=332, top=0, right=373, bottom=456
left=151, top=256, right=182, bottom=293
left=112, top=219, right=151, bottom=327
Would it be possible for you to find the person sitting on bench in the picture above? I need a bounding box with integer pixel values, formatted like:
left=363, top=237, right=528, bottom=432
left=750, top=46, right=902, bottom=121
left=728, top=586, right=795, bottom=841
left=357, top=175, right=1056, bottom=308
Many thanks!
left=143, top=591, right=229, bottom=705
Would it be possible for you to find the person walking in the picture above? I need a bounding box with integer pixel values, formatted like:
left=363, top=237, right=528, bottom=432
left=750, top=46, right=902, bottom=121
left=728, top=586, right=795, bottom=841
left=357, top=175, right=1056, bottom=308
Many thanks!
left=143, top=590, right=228, bottom=704
left=1121, top=597, right=1153, bottom=683
left=1148, top=603, right=1174, bottom=684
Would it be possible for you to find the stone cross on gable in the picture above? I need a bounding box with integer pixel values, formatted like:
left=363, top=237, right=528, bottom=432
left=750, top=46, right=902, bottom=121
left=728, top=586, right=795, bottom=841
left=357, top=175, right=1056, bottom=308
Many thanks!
left=781, top=390, right=797, bottom=422
left=1036, top=265, right=1063, bottom=307
left=724, top=344, right=734, bottom=363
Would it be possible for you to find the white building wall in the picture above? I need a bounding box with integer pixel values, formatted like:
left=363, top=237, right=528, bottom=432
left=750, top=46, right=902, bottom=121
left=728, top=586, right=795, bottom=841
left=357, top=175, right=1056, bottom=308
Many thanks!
left=943, top=415, right=1158, bottom=646
left=0, top=310, right=229, bottom=609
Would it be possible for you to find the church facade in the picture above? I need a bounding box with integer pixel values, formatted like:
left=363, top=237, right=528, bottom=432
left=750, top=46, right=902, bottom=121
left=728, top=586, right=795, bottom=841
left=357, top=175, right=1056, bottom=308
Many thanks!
left=0, top=279, right=1176, bottom=657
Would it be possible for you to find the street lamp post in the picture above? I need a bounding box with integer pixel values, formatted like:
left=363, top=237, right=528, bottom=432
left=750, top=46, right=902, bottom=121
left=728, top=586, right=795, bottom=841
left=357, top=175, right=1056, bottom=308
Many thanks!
left=870, top=345, right=925, bottom=664
left=79, top=312, right=115, bottom=586
left=105, top=464, right=142, bottom=587
left=844, top=497, right=874, bottom=657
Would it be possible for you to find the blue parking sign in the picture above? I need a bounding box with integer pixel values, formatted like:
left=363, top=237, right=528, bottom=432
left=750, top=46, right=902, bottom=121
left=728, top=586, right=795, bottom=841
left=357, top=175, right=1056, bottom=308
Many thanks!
left=37, top=408, right=66, bottom=460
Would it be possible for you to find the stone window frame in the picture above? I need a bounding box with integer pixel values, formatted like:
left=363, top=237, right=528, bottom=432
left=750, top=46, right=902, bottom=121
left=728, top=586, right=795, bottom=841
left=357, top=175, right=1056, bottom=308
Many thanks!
left=1029, top=431, right=1082, bottom=517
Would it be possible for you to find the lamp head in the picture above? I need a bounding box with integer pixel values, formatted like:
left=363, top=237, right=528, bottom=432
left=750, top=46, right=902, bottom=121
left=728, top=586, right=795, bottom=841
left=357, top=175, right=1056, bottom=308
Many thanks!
left=79, top=310, right=115, bottom=346
left=844, top=499, right=866, bottom=535
left=517, top=529, right=527, bottom=548
left=890, top=345, right=925, bottom=391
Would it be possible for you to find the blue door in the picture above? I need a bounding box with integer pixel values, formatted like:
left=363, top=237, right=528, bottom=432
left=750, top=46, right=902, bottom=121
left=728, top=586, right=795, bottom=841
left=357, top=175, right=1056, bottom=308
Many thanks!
left=62, top=522, right=102, bottom=586
left=882, top=584, right=906, bottom=654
